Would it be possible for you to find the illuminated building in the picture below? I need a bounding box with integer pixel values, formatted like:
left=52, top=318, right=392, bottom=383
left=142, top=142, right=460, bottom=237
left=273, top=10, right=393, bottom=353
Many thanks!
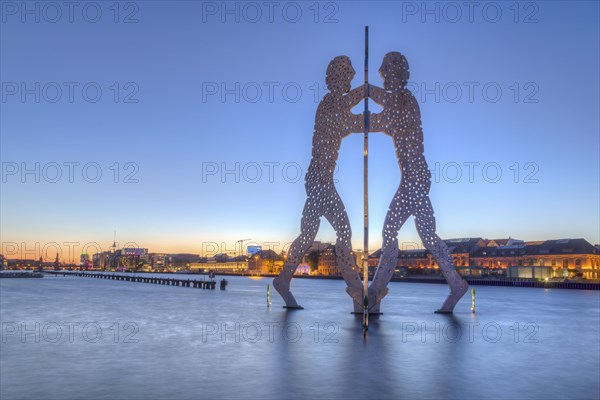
left=248, top=250, right=284, bottom=274
left=189, top=253, right=248, bottom=273
left=318, top=245, right=339, bottom=276
left=367, top=238, right=600, bottom=280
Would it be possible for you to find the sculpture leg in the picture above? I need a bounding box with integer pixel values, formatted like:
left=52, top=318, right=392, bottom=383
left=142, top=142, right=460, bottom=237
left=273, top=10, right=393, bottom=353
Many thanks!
left=415, top=199, right=468, bottom=313
left=273, top=198, right=320, bottom=309
left=323, top=189, right=364, bottom=312
left=368, top=186, right=411, bottom=313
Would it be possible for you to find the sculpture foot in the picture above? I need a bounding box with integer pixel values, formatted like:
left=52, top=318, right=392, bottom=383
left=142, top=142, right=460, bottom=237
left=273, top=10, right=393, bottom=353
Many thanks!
left=368, top=303, right=383, bottom=315
left=435, top=277, right=468, bottom=313
left=367, top=286, right=389, bottom=313
left=346, top=286, right=364, bottom=311
left=283, top=305, right=304, bottom=310
left=273, top=276, right=303, bottom=309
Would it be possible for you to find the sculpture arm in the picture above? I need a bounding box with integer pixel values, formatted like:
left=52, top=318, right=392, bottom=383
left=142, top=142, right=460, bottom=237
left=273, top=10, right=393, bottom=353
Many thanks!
left=343, top=85, right=368, bottom=136
left=346, top=84, right=367, bottom=108
left=368, top=84, right=386, bottom=107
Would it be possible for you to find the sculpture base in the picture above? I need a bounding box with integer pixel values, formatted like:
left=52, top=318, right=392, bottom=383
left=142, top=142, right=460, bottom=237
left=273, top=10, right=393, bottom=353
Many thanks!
left=434, top=309, right=453, bottom=314
left=351, top=311, right=383, bottom=315
left=283, top=305, right=304, bottom=310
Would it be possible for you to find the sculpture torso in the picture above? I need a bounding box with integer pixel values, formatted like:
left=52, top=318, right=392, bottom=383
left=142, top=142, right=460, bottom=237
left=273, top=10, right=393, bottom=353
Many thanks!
left=374, top=88, right=432, bottom=199
left=306, top=92, right=356, bottom=187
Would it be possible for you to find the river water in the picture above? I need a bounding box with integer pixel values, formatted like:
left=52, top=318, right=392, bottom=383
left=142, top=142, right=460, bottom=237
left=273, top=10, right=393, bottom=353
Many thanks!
left=1, top=274, right=598, bottom=399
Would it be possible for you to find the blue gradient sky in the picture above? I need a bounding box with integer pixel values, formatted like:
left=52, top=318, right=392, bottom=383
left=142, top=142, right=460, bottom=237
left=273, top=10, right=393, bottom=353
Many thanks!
left=1, top=1, right=599, bottom=260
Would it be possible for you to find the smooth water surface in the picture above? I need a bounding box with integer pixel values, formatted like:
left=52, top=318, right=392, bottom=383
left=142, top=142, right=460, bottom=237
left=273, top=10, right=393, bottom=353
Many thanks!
left=1, top=274, right=598, bottom=399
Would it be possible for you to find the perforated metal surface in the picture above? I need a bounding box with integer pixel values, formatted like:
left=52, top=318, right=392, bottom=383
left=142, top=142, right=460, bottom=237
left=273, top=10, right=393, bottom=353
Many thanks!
left=274, top=53, right=468, bottom=313
left=368, top=52, right=468, bottom=313
left=273, top=56, right=365, bottom=309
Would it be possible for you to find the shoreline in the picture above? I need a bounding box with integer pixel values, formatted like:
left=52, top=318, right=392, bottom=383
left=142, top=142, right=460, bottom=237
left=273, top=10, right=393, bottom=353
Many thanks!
left=39, top=270, right=600, bottom=290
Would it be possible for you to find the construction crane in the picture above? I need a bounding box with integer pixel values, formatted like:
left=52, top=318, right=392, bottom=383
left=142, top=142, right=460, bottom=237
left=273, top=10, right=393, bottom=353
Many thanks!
left=236, top=238, right=252, bottom=258
left=236, top=238, right=252, bottom=273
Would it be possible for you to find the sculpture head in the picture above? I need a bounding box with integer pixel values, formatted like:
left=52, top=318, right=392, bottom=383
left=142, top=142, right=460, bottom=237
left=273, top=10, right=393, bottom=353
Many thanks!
left=326, top=56, right=355, bottom=94
left=379, top=52, right=409, bottom=92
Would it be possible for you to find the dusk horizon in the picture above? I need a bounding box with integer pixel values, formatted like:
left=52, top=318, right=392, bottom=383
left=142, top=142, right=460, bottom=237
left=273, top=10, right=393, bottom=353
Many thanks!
left=2, top=233, right=599, bottom=264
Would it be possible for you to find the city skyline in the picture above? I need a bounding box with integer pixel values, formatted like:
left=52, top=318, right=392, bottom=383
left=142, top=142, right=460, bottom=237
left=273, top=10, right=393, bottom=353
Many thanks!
left=3, top=233, right=599, bottom=263
left=2, top=2, right=599, bottom=257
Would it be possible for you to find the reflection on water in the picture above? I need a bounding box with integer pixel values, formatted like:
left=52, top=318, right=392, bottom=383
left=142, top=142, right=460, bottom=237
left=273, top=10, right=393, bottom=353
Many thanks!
left=1, top=274, right=599, bottom=399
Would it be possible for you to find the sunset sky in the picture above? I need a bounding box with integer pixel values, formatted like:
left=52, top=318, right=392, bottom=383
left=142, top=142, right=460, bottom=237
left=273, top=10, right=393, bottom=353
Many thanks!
left=1, top=1, right=598, bottom=261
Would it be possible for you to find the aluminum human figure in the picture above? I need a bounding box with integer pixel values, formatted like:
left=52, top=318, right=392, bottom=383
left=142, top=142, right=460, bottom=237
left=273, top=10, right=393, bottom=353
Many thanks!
left=273, top=56, right=366, bottom=311
left=367, top=52, right=468, bottom=313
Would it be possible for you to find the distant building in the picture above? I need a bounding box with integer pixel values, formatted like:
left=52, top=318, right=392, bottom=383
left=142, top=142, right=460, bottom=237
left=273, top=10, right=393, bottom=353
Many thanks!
left=507, top=266, right=552, bottom=279
left=307, top=241, right=329, bottom=253
left=354, top=251, right=365, bottom=269
left=368, top=237, right=600, bottom=280
left=315, top=245, right=362, bottom=277
left=80, top=254, right=92, bottom=270
left=471, top=239, right=599, bottom=279
left=6, top=259, right=37, bottom=270
left=247, top=246, right=262, bottom=256
left=93, top=252, right=111, bottom=270
left=168, top=253, right=201, bottom=270
left=91, top=247, right=149, bottom=271
left=118, top=248, right=148, bottom=271
left=150, top=253, right=171, bottom=271
left=318, top=245, right=339, bottom=276
left=299, top=241, right=332, bottom=274
left=480, top=237, right=524, bottom=247
left=190, top=255, right=248, bottom=274
left=248, top=250, right=284, bottom=274
left=295, top=264, right=310, bottom=275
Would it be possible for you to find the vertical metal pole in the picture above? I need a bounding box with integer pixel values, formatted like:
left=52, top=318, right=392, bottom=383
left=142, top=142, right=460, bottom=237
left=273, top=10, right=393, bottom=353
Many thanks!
left=363, top=26, right=370, bottom=331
